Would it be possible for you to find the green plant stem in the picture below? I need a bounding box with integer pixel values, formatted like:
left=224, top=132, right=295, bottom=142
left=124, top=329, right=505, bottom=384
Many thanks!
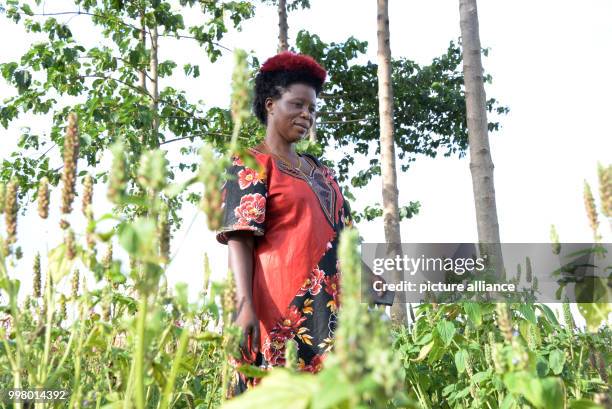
left=38, top=277, right=54, bottom=383
left=158, top=323, right=191, bottom=409
left=576, top=345, right=585, bottom=398
left=46, top=315, right=79, bottom=386
left=123, top=358, right=137, bottom=409
left=68, top=304, right=88, bottom=409
left=135, top=294, right=149, bottom=409
left=1, top=261, right=24, bottom=409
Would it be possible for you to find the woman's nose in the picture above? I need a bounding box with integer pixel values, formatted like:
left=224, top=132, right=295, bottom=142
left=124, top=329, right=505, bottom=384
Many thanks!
left=300, top=109, right=313, bottom=122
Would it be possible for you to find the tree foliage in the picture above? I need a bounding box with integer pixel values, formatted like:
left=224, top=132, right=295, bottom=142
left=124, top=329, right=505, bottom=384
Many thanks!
left=0, top=0, right=254, bottom=208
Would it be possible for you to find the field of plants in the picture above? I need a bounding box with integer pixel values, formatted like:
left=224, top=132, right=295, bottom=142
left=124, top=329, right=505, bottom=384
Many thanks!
left=0, top=69, right=610, bottom=407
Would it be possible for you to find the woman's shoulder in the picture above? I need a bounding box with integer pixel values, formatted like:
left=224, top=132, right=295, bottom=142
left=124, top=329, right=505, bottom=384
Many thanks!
left=229, top=144, right=272, bottom=167
left=301, top=153, right=337, bottom=179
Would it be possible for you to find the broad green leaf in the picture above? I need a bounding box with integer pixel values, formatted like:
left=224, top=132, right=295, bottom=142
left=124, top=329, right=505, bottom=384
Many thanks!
left=536, top=304, right=560, bottom=327
left=48, top=244, right=75, bottom=283
left=500, top=394, right=517, bottom=409
left=412, top=341, right=434, bottom=362
left=504, top=371, right=566, bottom=409
left=471, top=370, right=490, bottom=384
left=454, top=386, right=471, bottom=400
left=518, top=303, right=537, bottom=325
left=416, top=333, right=433, bottom=345
left=442, top=384, right=456, bottom=397
left=436, top=320, right=455, bottom=347
left=311, top=365, right=353, bottom=409
left=221, top=368, right=317, bottom=409
left=549, top=349, right=565, bottom=375
left=536, top=355, right=550, bottom=377
left=577, top=303, right=612, bottom=332
left=568, top=399, right=604, bottom=409
left=118, top=218, right=156, bottom=255
left=463, top=302, right=482, bottom=326
left=236, top=364, right=270, bottom=379
left=455, top=349, right=468, bottom=374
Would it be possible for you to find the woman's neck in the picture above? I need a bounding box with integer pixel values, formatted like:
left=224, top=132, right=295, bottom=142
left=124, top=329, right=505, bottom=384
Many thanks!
left=263, top=134, right=297, bottom=159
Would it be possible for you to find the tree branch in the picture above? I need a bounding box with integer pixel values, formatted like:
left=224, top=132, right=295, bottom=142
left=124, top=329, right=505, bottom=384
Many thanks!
left=319, top=118, right=369, bottom=124
left=159, top=132, right=232, bottom=146
left=19, top=10, right=234, bottom=53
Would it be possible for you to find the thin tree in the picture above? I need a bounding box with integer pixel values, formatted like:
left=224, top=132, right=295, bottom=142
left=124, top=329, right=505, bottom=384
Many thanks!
left=273, top=0, right=317, bottom=141
left=459, top=0, right=504, bottom=278
left=376, top=0, right=407, bottom=324
left=277, top=0, right=289, bottom=52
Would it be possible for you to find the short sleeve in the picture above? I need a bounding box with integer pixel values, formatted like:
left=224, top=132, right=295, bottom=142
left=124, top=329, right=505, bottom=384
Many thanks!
left=216, top=155, right=268, bottom=244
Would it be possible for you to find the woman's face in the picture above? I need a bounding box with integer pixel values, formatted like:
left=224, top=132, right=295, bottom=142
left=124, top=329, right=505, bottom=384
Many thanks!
left=265, top=83, right=317, bottom=144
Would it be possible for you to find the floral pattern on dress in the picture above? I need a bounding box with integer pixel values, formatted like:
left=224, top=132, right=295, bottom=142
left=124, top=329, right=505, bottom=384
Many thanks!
left=262, top=305, right=308, bottom=365
left=216, top=159, right=268, bottom=244
left=232, top=155, right=244, bottom=166
left=323, top=274, right=341, bottom=313
left=238, top=167, right=263, bottom=190
left=234, top=193, right=266, bottom=225
left=296, top=268, right=325, bottom=296
left=298, top=353, right=326, bottom=373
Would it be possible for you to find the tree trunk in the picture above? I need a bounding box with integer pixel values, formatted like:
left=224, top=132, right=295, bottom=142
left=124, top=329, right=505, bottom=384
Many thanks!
left=149, top=24, right=159, bottom=146
left=277, top=0, right=289, bottom=52
left=139, top=11, right=146, bottom=93
left=309, top=123, right=316, bottom=142
left=459, top=0, right=504, bottom=278
left=376, top=0, right=407, bottom=325
left=139, top=10, right=147, bottom=146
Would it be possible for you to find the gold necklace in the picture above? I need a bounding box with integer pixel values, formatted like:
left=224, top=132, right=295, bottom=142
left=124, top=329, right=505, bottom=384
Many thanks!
left=262, top=141, right=303, bottom=172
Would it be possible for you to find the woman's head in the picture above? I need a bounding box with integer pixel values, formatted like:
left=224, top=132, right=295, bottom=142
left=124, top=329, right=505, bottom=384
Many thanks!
left=253, top=52, right=326, bottom=142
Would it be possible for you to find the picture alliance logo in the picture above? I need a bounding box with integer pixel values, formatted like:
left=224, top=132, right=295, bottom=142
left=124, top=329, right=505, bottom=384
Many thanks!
left=371, top=254, right=488, bottom=276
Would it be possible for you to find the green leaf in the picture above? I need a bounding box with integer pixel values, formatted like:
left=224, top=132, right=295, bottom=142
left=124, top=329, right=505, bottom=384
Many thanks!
left=442, top=384, right=456, bottom=397
left=48, top=244, right=75, bottom=283
left=416, top=333, right=432, bottom=346
left=21, top=4, right=33, bottom=16
left=436, top=320, right=455, bottom=347
left=311, top=366, right=353, bottom=409
left=568, top=399, right=604, bottom=409
left=500, top=394, right=517, bottom=409
left=536, top=355, right=550, bottom=377
left=221, top=369, right=317, bottom=409
left=504, top=371, right=566, bottom=409
left=536, top=304, right=560, bottom=327
left=578, top=303, right=612, bottom=332
left=455, top=349, right=468, bottom=374
left=118, top=218, right=156, bottom=255
left=471, top=370, right=490, bottom=384
left=412, top=341, right=434, bottom=362
left=518, top=303, right=537, bottom=325
left=549, top=349, right=565, bottom=376
left=236, top=364, right=270, bottom=379
left=14, top=70, right=32, bottom=93
left=463, top=302, right=482, bottom=326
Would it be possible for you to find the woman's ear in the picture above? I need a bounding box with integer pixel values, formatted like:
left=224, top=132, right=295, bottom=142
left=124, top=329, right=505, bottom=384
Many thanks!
left=265, top=97, right=274, bottom=117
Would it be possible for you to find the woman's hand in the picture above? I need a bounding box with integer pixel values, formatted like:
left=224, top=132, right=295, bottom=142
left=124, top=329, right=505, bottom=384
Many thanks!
left=227, top=231, right=259, bottom=358
left=367, top=272, right=387, bottom=299
left=234, top=299, right=260, bottom=357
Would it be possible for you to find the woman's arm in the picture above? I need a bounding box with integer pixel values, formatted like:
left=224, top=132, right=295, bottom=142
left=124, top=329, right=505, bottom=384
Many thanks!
left=227, top=231, right=260, bottom=356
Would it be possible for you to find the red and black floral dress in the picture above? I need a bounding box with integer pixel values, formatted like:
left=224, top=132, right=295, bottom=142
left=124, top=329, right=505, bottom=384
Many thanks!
left=216, top=144, right=351, bottom=394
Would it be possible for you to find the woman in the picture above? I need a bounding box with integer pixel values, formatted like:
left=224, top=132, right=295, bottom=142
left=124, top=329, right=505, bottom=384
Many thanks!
left=216, top=51, right=351, bottom=395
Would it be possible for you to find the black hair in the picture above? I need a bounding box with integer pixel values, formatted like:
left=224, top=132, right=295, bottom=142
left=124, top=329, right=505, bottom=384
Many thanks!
left=252, top=69, right=324, bottom=125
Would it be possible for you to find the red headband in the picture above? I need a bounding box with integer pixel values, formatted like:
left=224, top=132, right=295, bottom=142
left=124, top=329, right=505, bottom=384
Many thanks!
left=260, top=51, right=327, bottom=83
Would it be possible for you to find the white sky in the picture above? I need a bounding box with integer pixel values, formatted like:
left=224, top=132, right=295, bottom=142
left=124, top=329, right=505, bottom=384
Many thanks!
left=1, top=1, right=610, bottom=323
